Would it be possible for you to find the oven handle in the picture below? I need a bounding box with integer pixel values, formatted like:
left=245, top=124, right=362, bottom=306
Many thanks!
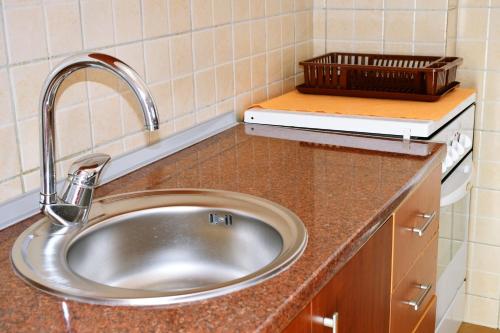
left=440, top=165, right=473, bottom=207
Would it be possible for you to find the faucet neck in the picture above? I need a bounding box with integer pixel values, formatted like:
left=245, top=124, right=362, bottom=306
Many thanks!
left=39, top=53, right=160, bottom=210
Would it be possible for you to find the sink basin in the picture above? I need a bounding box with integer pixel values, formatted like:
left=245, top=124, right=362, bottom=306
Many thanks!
left=11, top=189, right=307, bottom=306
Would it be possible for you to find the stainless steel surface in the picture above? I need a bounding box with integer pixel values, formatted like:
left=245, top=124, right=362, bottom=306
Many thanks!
left=322, top=312, right=339, bottom=332
left=12, top=189, right=308, bottom=306
left=411, top=211, right=437, bottom=237
left=39, top=53, right=160, bottom=225
left=404, top=284, right=432, bottom=311
left=60, top=153, right=111, bottom=206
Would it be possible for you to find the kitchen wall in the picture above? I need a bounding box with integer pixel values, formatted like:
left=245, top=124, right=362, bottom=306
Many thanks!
left=312, top=0, right=500, bottom=328
left=0, top=0, right=313, bottom=204
left=457, top=0, right=500, bottom=329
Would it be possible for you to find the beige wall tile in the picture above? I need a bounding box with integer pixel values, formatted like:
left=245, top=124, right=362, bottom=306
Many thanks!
left=267, top=0, right=282, bottom=15
left=0, top=70, right=13, bottom=124
left=113, top=0, right=142, bottom=43
left=116, top=42, right=146, bottom=80
left=174, top=113, right=196, bottom=132
left=170, top=34, right=193, bottom=78
left=384, top=0, right=414, bottom=9
left=91, top=95, right=123, bottom=145
left=384, top=11, right=413, bottom=42
left=18, top=117, right=39, bottom=171
left=195, top=69, right=216, bottom=108
left=327, top=0, right=353, bottom=8
left=169, top=0, right=191, bottom=33
left=482, top=102, right=500, bottom=131
left=487, top=41, right=500, bottom=70
left=477, top=131, right=500, bottom=162
left=234, top=23, right=251, bottom=59
left=86, top=64, right=121, bottom=100
left=196, top=105, right=217, bottom=124
left=457, top=8, right=488, bottom=40
left=0, top=177, right=22, bottom=202
left=144, top=37, right=171, bottom=83
left=213, top=0, right=232, bottom=25
left=124, top=131, right=149, bottom=151
left=473, top=188, right=500, bottom=219
left=4, top=5, right=47, bottom=63
left=414, top=11, right=447, bottom=43
left=416, top=0, right=447, bottom=9
left=193, top=30, right=215, bottom=71
left=251, top=54, right=267, bottom=88
left=490, top=9, right=500, bottom=41
left=142, top=0, right=169, bottom=38
left=282, top=46, right=294, bottom=78
left=251, top=20, right=267, bottom=55
left=216, top=98, right=234, bottom=115
left=250, top=0, right=266, bottom=18
left=22, top=170, right=39, bottom=193
left=0, top=16, right=6, bottom=66
left=216, top=64, right=234, bottom=101
left=477, top=161, right=500, bottom=190
left=45, top=1, right=83, bottom=56
left=55, top=103, right=92, bottom=159
left=10, top=61, right=50, bottom=120
left=173, top=75, right=194, bottom=116
left=355, top=0, right=382, bottom=9
left=214, top=26, right=233, bottom=64
left=267, top=17, right=282, bottom=50
left=353, top=11, right=382, bottom=41
left=235, top=58, right=251, bottom=94
left=233, top=0, right=250, bottom=22
left=121, top=90, right=144, bottom=133
left=485, top=71, right=500, bottom=101
left=465, top=294, right=499, bottom=328
left=295, top=11, right=311, bottom=43
left=470, top=215, right=500, bottom=246
left=468, top=241, right=500, bottom=275
left=268, top=49, right=282, bottom=83
left=0, top=125, right=21, bottom=181
left=192, top=0, right=213, bottom=29
left=81, top=0, right=114, bottom=49
left=326, top=10, right=354, bottom=40
left=149, top=81, right=173, bottom=121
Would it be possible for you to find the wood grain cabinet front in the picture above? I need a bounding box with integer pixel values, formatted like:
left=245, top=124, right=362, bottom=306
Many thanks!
left=311, top=217, right=393, bottom=333
left=282, top=167, right=441, bottom=333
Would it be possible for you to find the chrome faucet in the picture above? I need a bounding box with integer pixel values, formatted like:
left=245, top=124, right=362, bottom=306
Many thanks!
left=39, top=53, right=160, bottom=226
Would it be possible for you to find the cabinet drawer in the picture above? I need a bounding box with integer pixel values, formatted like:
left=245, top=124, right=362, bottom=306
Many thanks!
left=393, top=167, right=440, bottom=289
left=413, top=296, right=437, bottom=333
left=390, top=235, right=438, bottom=333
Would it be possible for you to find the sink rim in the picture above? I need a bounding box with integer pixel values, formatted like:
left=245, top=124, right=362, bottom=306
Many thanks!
left=11, top=189, right=308, bottom=306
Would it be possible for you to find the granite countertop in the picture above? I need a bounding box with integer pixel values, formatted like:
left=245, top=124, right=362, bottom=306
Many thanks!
left=0, top=124, right=445, bottom=333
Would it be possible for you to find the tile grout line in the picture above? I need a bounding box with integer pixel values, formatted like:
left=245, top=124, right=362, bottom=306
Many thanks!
left=0, top=3, right=26, bottom=193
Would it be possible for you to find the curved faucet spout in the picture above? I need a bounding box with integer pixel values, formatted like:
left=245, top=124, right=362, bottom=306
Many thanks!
left=39, top=53, right=160, bottom=222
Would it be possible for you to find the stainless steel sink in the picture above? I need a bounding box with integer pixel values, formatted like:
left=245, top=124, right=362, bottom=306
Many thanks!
left=11, top=189, right=307, bottom=306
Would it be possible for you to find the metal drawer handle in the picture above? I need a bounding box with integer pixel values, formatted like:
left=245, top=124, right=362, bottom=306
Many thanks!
left=403, top=284, right=432, bottom=311
left=322, top=312, right=338, bottom=333
left=411, top=211, right=436, bottom=237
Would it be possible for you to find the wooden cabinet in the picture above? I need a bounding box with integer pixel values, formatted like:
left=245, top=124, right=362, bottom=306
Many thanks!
left=311, top=217, right=392, bottom=333
left=282, top=167, right=441, bottom=333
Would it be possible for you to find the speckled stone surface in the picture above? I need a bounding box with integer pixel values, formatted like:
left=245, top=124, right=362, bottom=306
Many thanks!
left=0, top=124, right=445, bottom=333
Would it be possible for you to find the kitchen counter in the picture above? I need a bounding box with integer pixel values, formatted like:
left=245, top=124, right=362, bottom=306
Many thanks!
left=0, top=124, right=445, bottom=333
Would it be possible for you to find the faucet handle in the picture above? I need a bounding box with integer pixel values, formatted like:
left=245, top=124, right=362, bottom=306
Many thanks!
left=60, top=153, right=111, bottom=207
left=67, top=153, right=111, bottom=186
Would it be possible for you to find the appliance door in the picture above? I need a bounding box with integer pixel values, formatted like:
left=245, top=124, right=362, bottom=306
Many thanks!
left=436, top=153, right=473, bottom=332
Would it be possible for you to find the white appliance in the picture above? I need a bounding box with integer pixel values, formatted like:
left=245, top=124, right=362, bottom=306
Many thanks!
left=245, top=96, right=476, bottom=333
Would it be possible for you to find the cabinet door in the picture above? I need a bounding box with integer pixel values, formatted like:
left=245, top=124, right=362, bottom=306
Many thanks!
left=311, top=217, right=393, bottom=333
left=282, top=303, right=312, bottom=333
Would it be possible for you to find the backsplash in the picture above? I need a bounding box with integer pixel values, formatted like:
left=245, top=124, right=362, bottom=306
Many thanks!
left=0, top=0, right=313, bottom=203
left=456, top=1, right=500, bottom=329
